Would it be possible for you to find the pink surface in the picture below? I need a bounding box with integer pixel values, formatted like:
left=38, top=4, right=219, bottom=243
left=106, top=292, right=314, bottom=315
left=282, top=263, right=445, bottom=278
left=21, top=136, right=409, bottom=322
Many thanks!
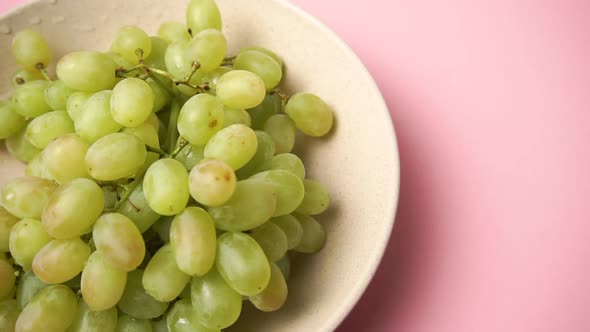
left=3, top=0, right=590, bottom=331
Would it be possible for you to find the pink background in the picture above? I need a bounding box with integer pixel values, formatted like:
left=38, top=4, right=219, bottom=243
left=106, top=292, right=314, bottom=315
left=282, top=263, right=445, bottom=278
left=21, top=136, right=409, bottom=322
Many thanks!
left=3, top=0, right=590, bottom=331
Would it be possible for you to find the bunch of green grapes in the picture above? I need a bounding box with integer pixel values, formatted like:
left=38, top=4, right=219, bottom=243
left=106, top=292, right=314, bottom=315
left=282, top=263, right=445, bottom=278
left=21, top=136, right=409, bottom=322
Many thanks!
left=0, top=0, right=334, bottom=331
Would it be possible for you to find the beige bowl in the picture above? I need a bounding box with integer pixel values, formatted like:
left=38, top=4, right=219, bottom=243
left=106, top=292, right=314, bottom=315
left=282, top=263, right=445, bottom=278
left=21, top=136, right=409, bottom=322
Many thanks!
left=0, top=0, right=400, bottom=330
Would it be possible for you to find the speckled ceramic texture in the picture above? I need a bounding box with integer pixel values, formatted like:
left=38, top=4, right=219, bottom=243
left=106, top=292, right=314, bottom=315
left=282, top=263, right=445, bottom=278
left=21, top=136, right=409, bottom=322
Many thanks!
left=0, top=0, right=400, bottom=330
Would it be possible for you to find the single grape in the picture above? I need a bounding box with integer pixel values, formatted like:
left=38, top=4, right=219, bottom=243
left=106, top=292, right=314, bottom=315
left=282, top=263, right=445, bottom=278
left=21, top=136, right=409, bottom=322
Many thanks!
left=143, top=158, right=190, bottom=216
left=32, top=238, right=91, bottom=284
left=111, top=78, right=156, bottom=127
left=65, top=91, right=92, bottom=122
left=12, top=80, right=52, bottom=118
left=285, top=92, right=334, bottom=137
left=75, top=90, right=122, bottom=143
left=124, top=122, right=160, bottom=149
left=188, top=159, right=236, bottom=207
left=248, top=262, right=288, bottom=312
left=270, top=153, right=306, bottom=179
left=143, top=243, right=190, bottom=302
left=117, top=182, right=161, bottom=233
left=167, top=298, right=219, bottom=332
left=57, top=51, right=117, bottom=92
left=185, top=29, right=226, bottom=72
left=248, top=93, right=281, bottom=130
left=186, top=0, right=222, bottom=34
left=11, top=68, right=44, bottom=88
left=174, top=143, right=205, bottom=171
left=118, top=269, right=169, bottom=320
left=177, top=93, right=224, bottom=145
left=296, top=179, right=331, bottom=215
left=44, top=80, right=76, bottom=111
left=234, top=50, right=282, bottom=90
left=251, top=169, right=305, bottom=216
left=144, top=36, right=169, bottom=71
left=147, top=78, right=171, bottom=113
left=25, top=111, right=75, bottom=149
left=68, top=298, right=118, bottom=332
left=0, top=260, right=16, bottom=300
left=223, top=107, right=251, bottom=128
left=0, top=207, right=18, bottom=252
left=5, top=124, right=42, bottom=163
left=111, top=26, right=152, bottom=62
left=15, top=271, right=49, bottom=310
left=191, top=269, right=242, bottom=329
left=81, top=251, right=128, bottom=311
left=43, top=134, right=90, bottom=183
left=240, top=46, right=283, bottom=68
left=0, top=102, right=25, bottom=139
left=204, top=124, right=258, bottom=170
left=293, top=214, right=326, bottom=253
left=85, top=132, right=147, bottom=181
left=0, top=299, right=20, bottom=332
left=15, top=285, right=77, bottom=332
left=263, top=114, right=296, bottom=154
left=216, top=70, right=266, bottom=110
left=9, top=219, right=51, bottom=271
left=235, top=131, right=275, bottom=179
left=1, top=176, right=57, bottom=219
left=144, top=112, right=161, bottom=131
left=275, top=254, right=291, bottom=280
left=11, top=29, right=51, bottom=71
left=24, top=153, right=53, bottom=180
left=271, top=214, right=303, bottom=250
left=158, top=21, right=191, bottom=44
left=250, top=222, right=288, bottom=262
left=93, top=213, right=146, bottom=272
left=117, top=314, right=153, bottom=332
left=164, top=41, right=192, bottom=80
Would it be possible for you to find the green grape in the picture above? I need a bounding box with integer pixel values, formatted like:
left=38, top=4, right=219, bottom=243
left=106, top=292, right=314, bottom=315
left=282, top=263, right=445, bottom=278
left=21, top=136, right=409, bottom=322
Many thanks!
left=11, top=29, right=51, bottom=71
left=143, top=158, right=190, bottom=216
left=152, top=216, right=173, bottom=243
left=81, top=251, right=127, bottom=311
left=43, top=134, right=90, bottom=183
left=107, top=51, right=135, bottom=69
left=186, top=0, right=222, bottom=34
left=16, top=271, right=49, bottom=310
left=117, top=315, right=153, bottom=332
left=12, top=80, right=52, bottom=118
left=44, top=80, right=76, bottom=111
left=144, top=37, right=169, bottom=71
left=251, top=170, right=305, bottom=216
left=9, top=219, right=51, bottom=270
left=0, top=299, right=20, bottom=332
left=143, top=244, right=190, bottom=302
left=144, top=112, right=161, bottom=131
left=188, top=159, right=236, bottom=207
left=270, top=153, right=305, bottom=179
left=234, top=50, right=282, bottom=90
left=111, top=78, right=156, bottom=127
left=216, top=232, right=270, bottom=296
left=0, top=102, right=25, bottom=139
left=203, top=124, right=257, bottom=170
left=190, top=269, right=242, bottom=329
left=164, top=41, right=191, bottom=80
left=263, top=114, right=296, bottom=154
left=25, top=111, right=75, bottom=149
left=111, top=26, right=152, bottom=63
left=103, top=185, right=118, bottom=210
left=68, top=298, right=118, bottom=332
left=248, top=262, right=288, bottom=312
left=285, top=93, right=334, bottom=137
left=177, top=94, right=224, bottom=145
left=170, top=207, right=216, bottom=276
left=293, top=214, right=326, bottom=253
left=151, top=319, right=168, bottom=332
left=11, top=68, right=44, bottom=88
left=271, top=214, right=303, bottom=250
left=190, top=66, right=231, bottom=89
left=158, top=21, right=191, bottom=44
left=250, top=222, right=288, bottom=262
left=0, top=260, right=15, bottom=299
left=118, top=269, right=169, bottom=320
left=275, top=254, right=291, bottom=280
left=117, top=183, right=161, bottom=233
left=248, top=93, right=281, bottom=130
left=216, top=70, right=266, bottom=110
left=167, top=298, right=219, bottom=332
left=15, top=285, right=77, bottom=332
left=42, top=178, right=104, bottom=239
left=85, top=132, right=147, bottom=181
left=240, top=46, right=283, bottom=68
left=208, top=179, right=276, bottom=231
left=1, top=176, right=57, bottom=219
left=0, top=207, right=18, bottom=252
left=66, top=91, right=92, bottom=122
left=32, top=238, right=91, bottom=284
left=235, top=131, right=275, bottom=179
left=24, top=153, right=53, bottom=180
left=185, top=29, right=226, bottom=72
left=223, top=107, right=251, bottom=128
left=147, top=78, right=171, bottom=113
left=93, top=213, right=146, bottom=272
left=296, top=179, right=331, bottom=215
left=57, top=51, right=117, bottom=92
left=75, top=90, right=122, bottom=143
left=174, top=143, right=204, bottom=171
left=5, top=124, right=42, bottom=163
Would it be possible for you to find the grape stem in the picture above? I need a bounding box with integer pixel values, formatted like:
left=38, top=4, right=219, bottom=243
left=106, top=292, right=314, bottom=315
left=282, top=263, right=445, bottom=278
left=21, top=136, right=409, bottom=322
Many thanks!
left=170, top=137, right=189, bottom=158
left=36, top=63, right=51, bottom=81
left=111, top=177, right=142, bottom=211
left=221, top=55, right=236, bottom=66
left=272, top=88, right=290, bottom=107
left=146, top=145, right=168, bottom=156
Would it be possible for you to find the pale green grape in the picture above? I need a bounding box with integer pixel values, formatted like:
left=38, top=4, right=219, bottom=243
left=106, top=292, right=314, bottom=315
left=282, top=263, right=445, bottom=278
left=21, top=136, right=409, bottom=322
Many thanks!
left=223, top=107, right=251, bottom=128
left=271, top=214, right=303, bottom=250
left=75, top=90, right=122, bottom=143
left=164, top=41, right=191, bottom=80
left=9, top=219, right=51, bottom=271
left=250, top=222, right=288, bottom=262
left=147, top=78, right=171, bottom=113
left=111, top=78, right=155, bottom=127
left=235, top=131, right=275, bottom=179
left=0, top=260, right=15, bottom=300
left=234, top=50, right=282, bottom=90
left=68, top=298, right=118, bottom=332
left=240, top=46, right=283, bottom=68
left=248, top=262, right=288, bottom=312
left=143, top=244, right=190, bottom=302
left=15, top=285, right=77, bottom=332
left=111, top=26, right=152, bottom=63
left=66, top=92, right=92, bottom=122
left=32, top=238, right=91, bottom=284
left=270, top=153, right=305, bottom=179
left=275, top=254, right=291, bottom=280
left=216, top=70, right=266, bottom=110
left=85, top=132, right=147, bottom=181
left=185, top=29, right=226, bottom=72
left=93, top=213, right=146, bottom=272
left=0, top=207, right=18, bottom=252
left=1, top=176, right=57, bottom=219
left=174, top=143, right=204, bottom=171
left=12, top=80, right=52, bottom=118
left=251, top=170, right=305, bottom=216
left=190, top=66, right=231, bottom=90
left=144, top=112, right=161, bottom=131
left=118, top=269, right=169, bottom=320
left=204, top=124, right=257, bottom=170
left=208, top=179, right=276, bottom=231
left=117, top=183, right=161, bottom=233
left=0, top=299, right=20, bottom=332
left=24, top=153, right=53, bottom=180
left=188, top=159, right=236, bottom=207
left=0, top=102, right=25, bottom=139
left=107, top=51, right=135, bottom=69
left=42, top=178, right=104, bottom=239
left=25, top=111, right=75, bottom=149
left=11, top=29, right=51, bottom=71
left=143, top=158, right=190, bottom=216
left=43, top=134, right=90, bottom=183
left=153, top=216, right=173, bottom=243
left=11, top=68, right=44, bottom=87
left=216, top=232, right=270, bottom=296
left=5, top=124, right=42, bottom=163
left=293, top=214, right=326, bottom=253
left=158, top=21, right=191, bottom=44
left=81, top=251, right=128, bottom=311
left=296, top=179, right=331, bottom=215
left=191, top=269, right=242, bottom=329
left=44, top=80, right=75, bottom=111
left=248, top=93, right=281, bottom=130
left=285, top=93, right=334, bottom=137
left=117, top=315, right=153, bottom=332
left=170, top=207, right=216, bottom=276
left=177, top=94, right=224, bottom=145
left=186, top=0, right=222, bottom=34
left=167, top=298, right=219, bottom=332
left=57, top=51, right=117, bottom=92
left=16, top=271, right=49, bottom=310
left=145, top=37, right=169, bottom=71
left=263, top=114, right=296, bottom=154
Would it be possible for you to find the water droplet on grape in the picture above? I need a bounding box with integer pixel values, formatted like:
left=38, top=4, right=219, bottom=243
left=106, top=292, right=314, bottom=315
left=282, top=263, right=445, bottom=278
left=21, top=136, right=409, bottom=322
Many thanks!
left=0, top=24, right=12, bottom=35
left=51, top=16, right=66, bottom=24
left=29, top=16, right=42, bottom=25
